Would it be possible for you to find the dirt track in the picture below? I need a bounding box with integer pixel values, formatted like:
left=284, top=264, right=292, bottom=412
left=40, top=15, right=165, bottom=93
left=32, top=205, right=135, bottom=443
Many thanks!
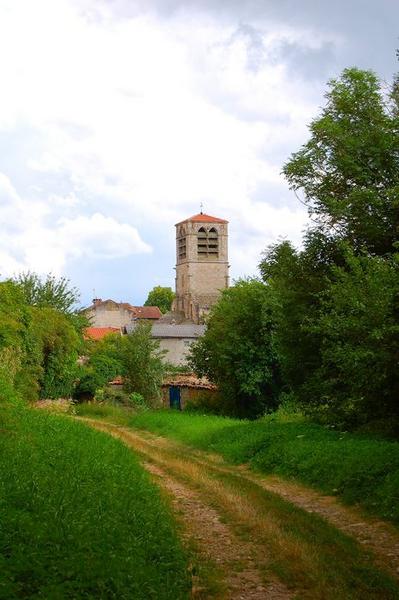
left=79, top=418, right=399, bottom=599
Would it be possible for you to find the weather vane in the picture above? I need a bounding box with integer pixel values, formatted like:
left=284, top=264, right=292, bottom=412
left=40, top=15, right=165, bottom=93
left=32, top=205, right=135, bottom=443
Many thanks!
left=200, top=202, right=204, bottom=214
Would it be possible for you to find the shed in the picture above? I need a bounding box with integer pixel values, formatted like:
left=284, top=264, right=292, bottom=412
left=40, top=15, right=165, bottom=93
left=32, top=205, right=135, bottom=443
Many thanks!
left=161, top=373, right=217, bottom=410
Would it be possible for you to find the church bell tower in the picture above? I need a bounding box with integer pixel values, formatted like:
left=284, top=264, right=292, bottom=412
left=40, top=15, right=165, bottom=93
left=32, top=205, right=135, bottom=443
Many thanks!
left=174, top=212, right=229, bottom=324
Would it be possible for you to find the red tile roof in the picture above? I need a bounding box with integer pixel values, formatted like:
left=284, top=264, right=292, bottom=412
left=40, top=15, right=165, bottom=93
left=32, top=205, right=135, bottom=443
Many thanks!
left=84, top=327, right=120, bottom=341
left=176, top=213, right=228, bottom=225
left=131, top=306, right=162, bottom=319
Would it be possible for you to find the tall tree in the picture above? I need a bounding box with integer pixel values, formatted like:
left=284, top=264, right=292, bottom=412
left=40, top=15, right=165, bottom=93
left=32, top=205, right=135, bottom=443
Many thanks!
left=283, top=68, right=399, bottom=255
left=121, top=322, right=165, bottom=406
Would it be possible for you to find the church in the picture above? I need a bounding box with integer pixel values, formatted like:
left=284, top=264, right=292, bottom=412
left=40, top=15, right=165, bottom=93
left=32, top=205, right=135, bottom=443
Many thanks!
left=146, top=210, right=229, bottom=364
left=173, top=211, right=229, bottom=324
left=85, top=210, right=229, bottom=365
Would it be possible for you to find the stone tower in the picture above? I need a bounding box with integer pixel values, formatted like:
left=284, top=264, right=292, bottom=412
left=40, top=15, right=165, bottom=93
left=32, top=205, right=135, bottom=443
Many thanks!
left=174, top=212, right=229, bottom=323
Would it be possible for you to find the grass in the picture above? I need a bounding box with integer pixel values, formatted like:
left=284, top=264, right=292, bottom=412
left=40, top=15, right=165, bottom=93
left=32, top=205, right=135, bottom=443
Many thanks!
left=74, top=400, right=133, bottom=425
left=125, top=408, right=399, bottom=525
left=0, top=402, right=190, bottom=599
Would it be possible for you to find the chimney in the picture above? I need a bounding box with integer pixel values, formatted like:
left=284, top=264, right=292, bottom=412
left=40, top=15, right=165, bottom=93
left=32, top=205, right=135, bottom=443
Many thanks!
left=92, top=298, right=102, bottom=306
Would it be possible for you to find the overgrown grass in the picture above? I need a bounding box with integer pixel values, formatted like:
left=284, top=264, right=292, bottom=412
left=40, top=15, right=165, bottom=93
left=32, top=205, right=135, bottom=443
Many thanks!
left=74, top=400, right=133, bottom=425
left=129, top=409, right=399, bottom=525
left=0, top=403, right=190, bottom=599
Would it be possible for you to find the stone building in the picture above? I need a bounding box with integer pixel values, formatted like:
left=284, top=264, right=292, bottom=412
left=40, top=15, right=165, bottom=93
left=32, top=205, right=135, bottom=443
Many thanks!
left=84, top=299, right=161, bottom=330
left=173, top=212, right=229, bottom=324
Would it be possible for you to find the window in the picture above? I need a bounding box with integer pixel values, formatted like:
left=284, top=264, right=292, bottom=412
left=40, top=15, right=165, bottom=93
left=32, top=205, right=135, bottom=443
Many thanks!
left=197, top=227, right=218, bottom=258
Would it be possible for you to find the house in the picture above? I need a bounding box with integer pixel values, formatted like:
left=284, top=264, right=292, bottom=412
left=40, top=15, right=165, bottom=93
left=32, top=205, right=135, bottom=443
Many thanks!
left=152, top=323, right=205, bottom=365
left=83, top=299, right=161, bottom=330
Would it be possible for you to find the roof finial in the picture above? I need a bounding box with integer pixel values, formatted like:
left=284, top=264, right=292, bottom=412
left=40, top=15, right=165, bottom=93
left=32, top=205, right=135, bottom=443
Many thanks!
left=200, top=202, right=203, bottom=215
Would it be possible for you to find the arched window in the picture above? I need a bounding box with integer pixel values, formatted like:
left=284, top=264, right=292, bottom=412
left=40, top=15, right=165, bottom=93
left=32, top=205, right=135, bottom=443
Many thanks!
left=197, top=227, right=219, bottom=258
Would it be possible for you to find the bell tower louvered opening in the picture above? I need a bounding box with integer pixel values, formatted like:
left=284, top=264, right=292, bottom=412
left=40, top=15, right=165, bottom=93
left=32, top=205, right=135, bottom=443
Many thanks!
left=197, top=227, right=219, bottom=259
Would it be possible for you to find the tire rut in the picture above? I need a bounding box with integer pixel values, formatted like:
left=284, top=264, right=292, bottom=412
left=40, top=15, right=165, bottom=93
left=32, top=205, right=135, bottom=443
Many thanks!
left=78, top=418, right=399, bottom=596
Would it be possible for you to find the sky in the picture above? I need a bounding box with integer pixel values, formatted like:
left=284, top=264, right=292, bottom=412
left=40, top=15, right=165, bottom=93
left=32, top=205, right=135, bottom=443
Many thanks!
left=0, top=0, right=398, bottom=306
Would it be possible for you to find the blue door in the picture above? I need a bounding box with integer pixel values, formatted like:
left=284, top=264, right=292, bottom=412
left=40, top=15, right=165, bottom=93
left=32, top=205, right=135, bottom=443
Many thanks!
left=169, top=386, right=181, bottom=410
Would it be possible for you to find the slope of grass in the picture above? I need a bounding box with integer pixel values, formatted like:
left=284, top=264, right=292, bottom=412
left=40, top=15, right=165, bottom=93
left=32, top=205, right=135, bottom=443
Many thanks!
left=0, top=403, right=190, bottom=599
left=128, top=409, right=399, bottom=525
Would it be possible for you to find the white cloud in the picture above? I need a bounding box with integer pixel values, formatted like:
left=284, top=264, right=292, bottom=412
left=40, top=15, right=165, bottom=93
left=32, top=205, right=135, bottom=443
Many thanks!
left=0, top=0, right=332, bottom=291
left=0, top=173, right=151, bottom=276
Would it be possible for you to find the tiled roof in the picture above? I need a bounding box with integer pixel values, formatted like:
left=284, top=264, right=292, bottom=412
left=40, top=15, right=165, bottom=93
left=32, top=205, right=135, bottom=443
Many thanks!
left=151, top=323, right=206, bottom=338
left=84, top=327, right=120, bottom=341
left=131, top=306, right=162, bottom=319
left=176, top=213, right=228, bottom=225
left=162, top=373, right=217, bottom=390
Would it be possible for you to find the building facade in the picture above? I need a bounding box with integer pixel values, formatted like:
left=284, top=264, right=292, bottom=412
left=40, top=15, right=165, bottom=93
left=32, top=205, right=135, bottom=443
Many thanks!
left=84, top=299, right=161, bottom=330
left=173, top=212, right=229, bottom=324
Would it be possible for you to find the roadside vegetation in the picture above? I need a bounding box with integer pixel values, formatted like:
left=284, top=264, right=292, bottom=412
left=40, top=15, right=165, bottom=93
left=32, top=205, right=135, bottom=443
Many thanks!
left=0, top=402, right=190, bottom=599
left=124, top=409, right=399, bottom=525
left=189, top=67, right=399, bottom=435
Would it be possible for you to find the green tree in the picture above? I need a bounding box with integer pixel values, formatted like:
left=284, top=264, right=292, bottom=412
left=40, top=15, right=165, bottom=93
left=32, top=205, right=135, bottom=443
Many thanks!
left=15, top=272, right=88, bottom=334
left=144, top=286, right=175, bottom=314
left=259, top=67, right=399, bottom=429
left=302, top=249, right=399, bottom=427
left=283, top=68, right=399, bottom=256
left=188, top=279, right=281, bottom=419
left=120, top=322, right=165, bottom=406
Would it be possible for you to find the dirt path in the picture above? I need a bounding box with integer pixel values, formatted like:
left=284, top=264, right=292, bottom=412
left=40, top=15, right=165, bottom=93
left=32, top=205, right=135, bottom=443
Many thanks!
left=79, top=418, right=399, bottom=599
left=143, top=461, right=291, bottom=599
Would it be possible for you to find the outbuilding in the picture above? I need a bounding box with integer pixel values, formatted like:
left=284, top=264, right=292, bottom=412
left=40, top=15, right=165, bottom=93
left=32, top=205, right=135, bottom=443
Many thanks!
left=161, top=373, right=217, bottom=410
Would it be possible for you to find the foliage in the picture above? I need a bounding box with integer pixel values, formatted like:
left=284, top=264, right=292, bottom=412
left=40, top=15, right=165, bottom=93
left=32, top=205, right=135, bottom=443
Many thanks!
left=188, top=279, right=282, bottom=419
left=130, top=409, right=399, bottom=525
left=74, top=334, right=123, bottom=401
left=283, top=67, right=399, bottom=255
left=120, top=322, right=166, bottom=407
left=144, top=285, right=175, bottom=314
left=29, top=307, right=81, bottom=399
left=15, top=271, right=79, bottom=314
left=75, top=325, right=165, bottom=407
left=15, top=271, right=89, bottom=334
left=0, top=404, right=189, bottom=598
left=128, top=391, right=147, bottom=410
left=0, top=282, right=26, bottom=396
left=258, top=68, right=399, bottom=429
left=301, top=250, right=399, bottom=426
left=94, top=385, right=131, bottom=406
left=0, top=276, right=84, bottom=403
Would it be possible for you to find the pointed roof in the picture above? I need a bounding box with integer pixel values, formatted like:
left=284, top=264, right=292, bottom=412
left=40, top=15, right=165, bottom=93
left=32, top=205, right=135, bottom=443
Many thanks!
left=176, top=212, right=228, bottom=226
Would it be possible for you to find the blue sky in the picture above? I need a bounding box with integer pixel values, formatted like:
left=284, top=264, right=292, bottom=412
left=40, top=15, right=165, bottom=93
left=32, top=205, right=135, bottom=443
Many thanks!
left=0, top=0, right=398, bottom=306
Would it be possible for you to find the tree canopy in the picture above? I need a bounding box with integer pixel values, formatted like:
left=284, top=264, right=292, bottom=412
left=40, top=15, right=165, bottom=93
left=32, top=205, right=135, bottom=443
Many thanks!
left=188, top=279, right=281, bottom=419
left=144, top=286, right=175, bottom=314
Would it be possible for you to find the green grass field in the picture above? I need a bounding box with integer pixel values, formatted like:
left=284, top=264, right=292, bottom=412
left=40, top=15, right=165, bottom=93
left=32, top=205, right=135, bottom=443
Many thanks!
left=126, top=409, right=399, bottom=525
left=0, top=403, right=190, bottom=599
